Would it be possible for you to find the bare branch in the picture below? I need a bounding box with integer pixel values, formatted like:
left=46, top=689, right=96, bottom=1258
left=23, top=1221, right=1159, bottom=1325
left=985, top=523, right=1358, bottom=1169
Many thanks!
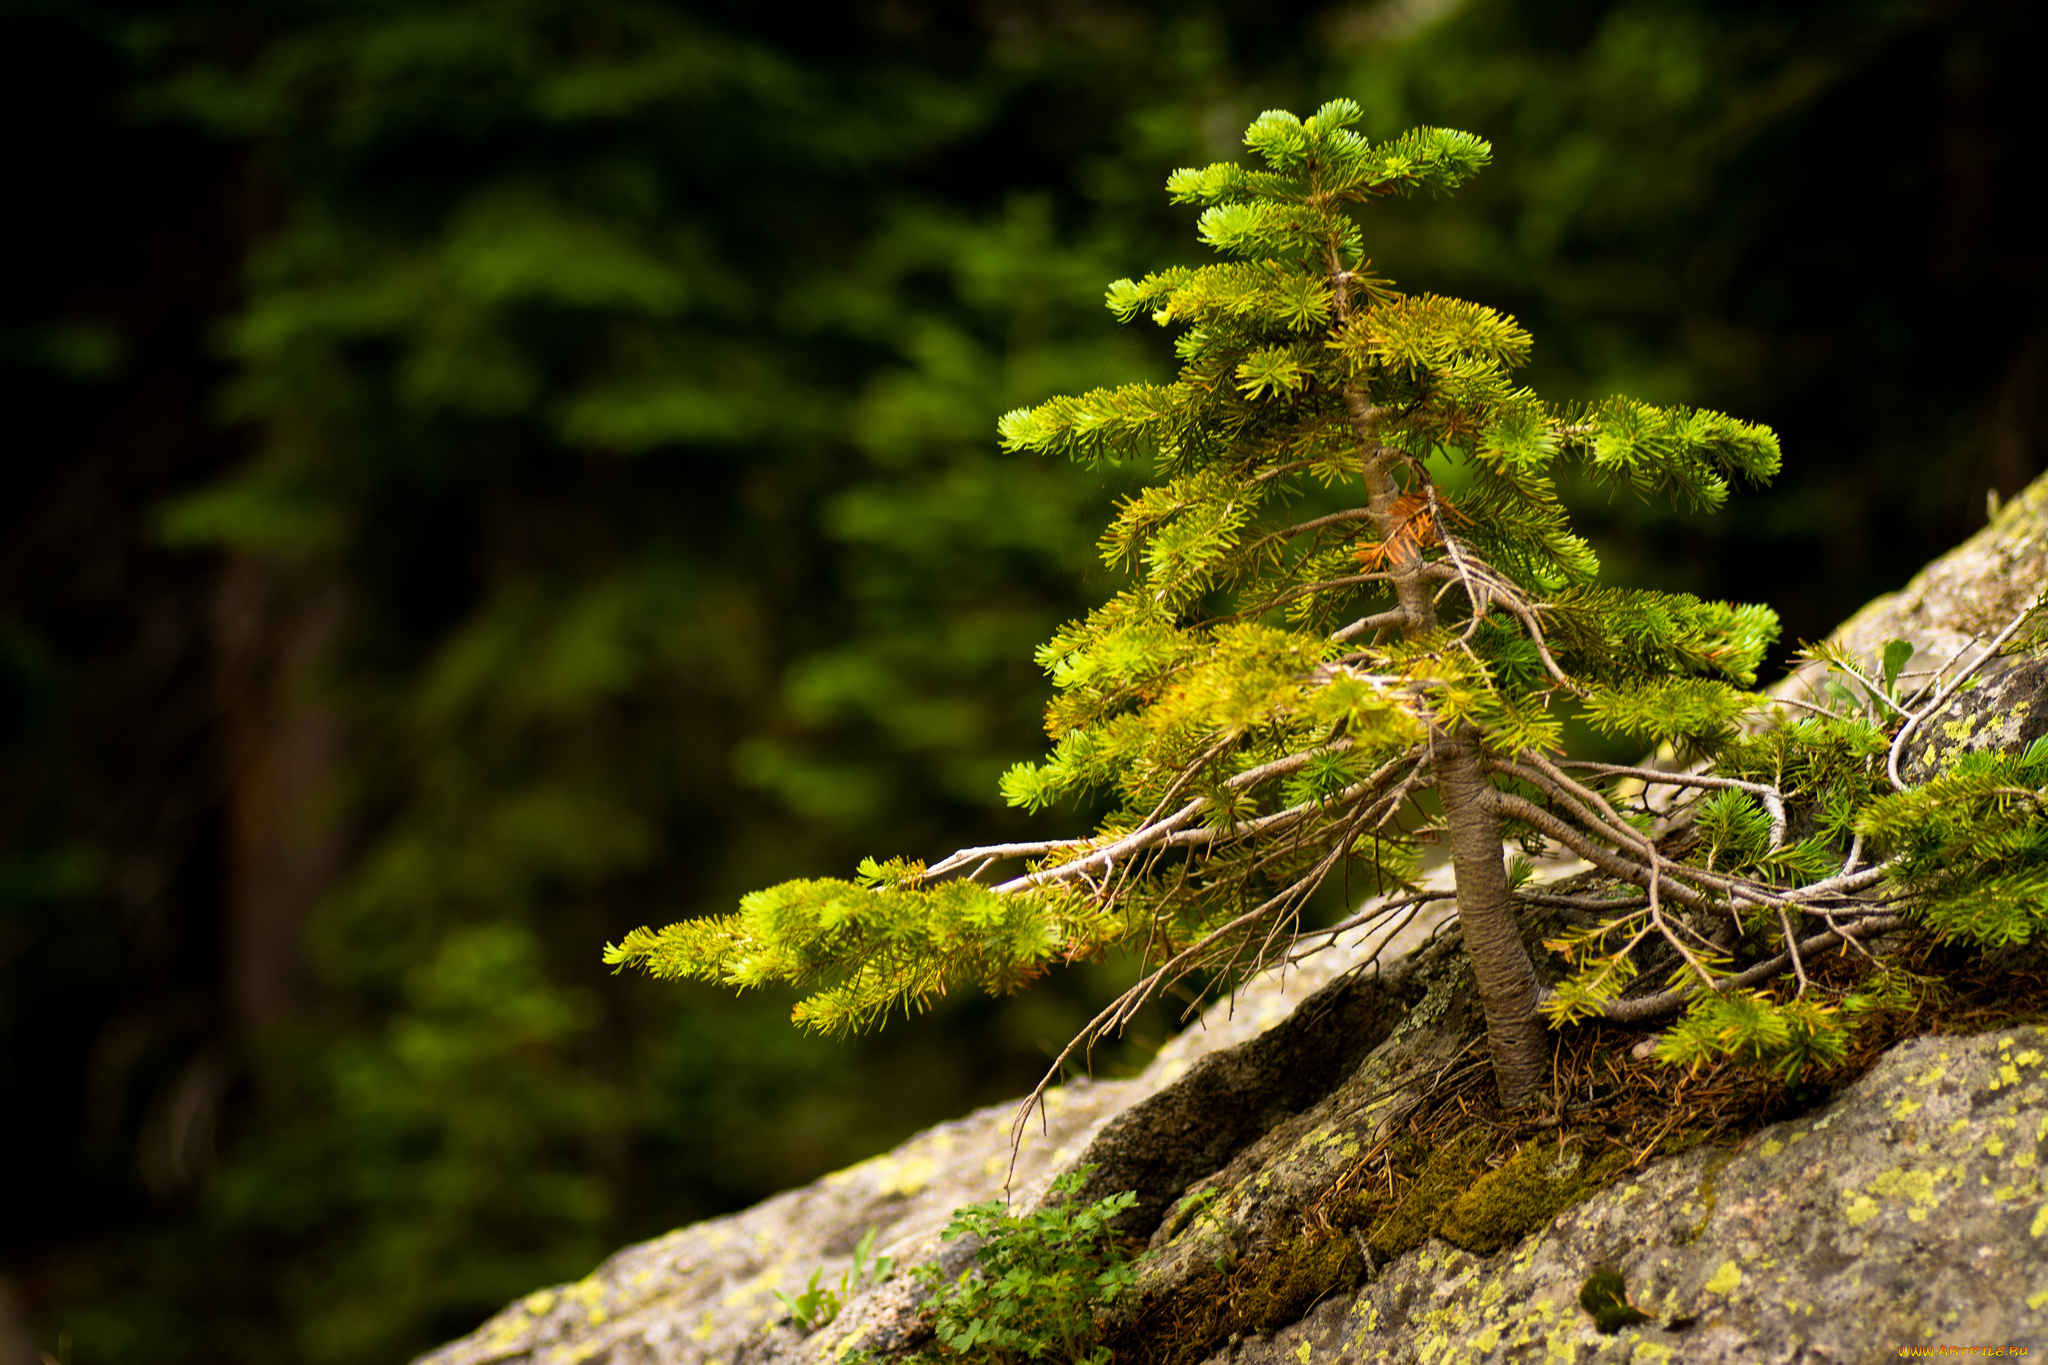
left=1329, top=607, right=1413, bottom=645
left=1644, top=841, right=1720, bottom=991
left=995, top=743, right=1420, bottom=894
left=1427, top=527, right=1584, bottom=698
left=1597, top=916, right=1908, bottom=1023
left=1237, top=506, right=1381, bottom=559
left=927, top=838, right=1089, bottom=880
left=1515, top=890, right=1650, bottom=914
left=1493, top=755, right=1658, bottom=860
left=1486, top=790, right=1719, bottom=911
left=1777, top=903, right=1810, bottom=995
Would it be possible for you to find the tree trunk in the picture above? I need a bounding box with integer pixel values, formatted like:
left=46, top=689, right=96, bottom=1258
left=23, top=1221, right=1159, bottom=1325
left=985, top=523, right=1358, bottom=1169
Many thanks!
left=1342, top=372, right=1551, bottom=1109
left=1433, top=727, right=1550, bottom=1108
left=214, top=553, right=349, bottom=1029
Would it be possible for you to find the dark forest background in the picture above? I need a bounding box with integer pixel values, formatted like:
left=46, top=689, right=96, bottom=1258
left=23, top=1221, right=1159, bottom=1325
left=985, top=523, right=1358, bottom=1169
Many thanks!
left=1, top=0, right=2041, bottom=1360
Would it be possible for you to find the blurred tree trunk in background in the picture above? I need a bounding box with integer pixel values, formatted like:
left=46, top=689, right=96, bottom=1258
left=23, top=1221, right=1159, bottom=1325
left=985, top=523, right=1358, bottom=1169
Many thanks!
left=214, top=555, right=348, bottom=1029
left=0, top=2, right=2040, bottom=1363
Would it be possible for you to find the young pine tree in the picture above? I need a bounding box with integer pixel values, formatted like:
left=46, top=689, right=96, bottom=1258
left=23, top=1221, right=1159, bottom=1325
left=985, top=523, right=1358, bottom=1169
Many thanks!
left=608, top=101, right=1793, bottom=1109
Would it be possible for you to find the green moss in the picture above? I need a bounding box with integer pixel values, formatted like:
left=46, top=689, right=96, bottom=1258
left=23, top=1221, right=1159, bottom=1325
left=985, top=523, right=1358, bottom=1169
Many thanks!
left=1108, top=1232, right=1365, bottom=1365
left=1240, top=1234, right=1363, bottom=1333
left=1436, top=1135, right=1631, bottom=1255
left=1357, top=1129, right=1496, bottom=1260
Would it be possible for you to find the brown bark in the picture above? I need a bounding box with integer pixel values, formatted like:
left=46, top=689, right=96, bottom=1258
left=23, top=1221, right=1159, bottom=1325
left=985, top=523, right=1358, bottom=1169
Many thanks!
left=1332, top=283, right=1551, bottom=1105
left=1434, top=728, right=1549, bottom=1106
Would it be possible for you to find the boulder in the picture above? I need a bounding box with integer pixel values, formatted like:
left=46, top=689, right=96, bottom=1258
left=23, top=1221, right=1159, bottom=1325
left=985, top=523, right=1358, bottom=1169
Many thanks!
left=1199, top=1025, right=2048, bottom=1363
left=417, top=471, right=2048, bottom=1365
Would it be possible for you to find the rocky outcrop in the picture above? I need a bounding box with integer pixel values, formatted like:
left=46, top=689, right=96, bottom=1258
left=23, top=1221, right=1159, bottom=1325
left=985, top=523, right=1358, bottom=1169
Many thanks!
left=418, top=472, right=2048, bottom=1365
left=1224, top=1024, right=2048, bottom=1363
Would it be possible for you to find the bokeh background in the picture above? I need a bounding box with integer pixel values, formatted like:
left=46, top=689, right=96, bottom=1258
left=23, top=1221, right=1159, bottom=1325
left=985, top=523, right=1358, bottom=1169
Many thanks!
left=1, top=0, right=2040, bottom=1360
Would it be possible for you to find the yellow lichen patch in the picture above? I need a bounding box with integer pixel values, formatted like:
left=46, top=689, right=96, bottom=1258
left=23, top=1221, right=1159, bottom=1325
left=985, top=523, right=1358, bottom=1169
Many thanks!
left=480, top=1311, right=539, bottom=1354
left=1867, top=1166, right=1941, bottom=1212
left=2028, top=1290, right=2048, bottom=1312
left=558, top=1275, right=612, bottom=1327
left=1989, top=1137, right=2008, bottom=1157
left=2017, top=1049, right=2045, bottom=1067
left=880, top=1153, right=938, bottom=1196
left=1759, top=1138, right=1783, bottom=1158
left=691, top=1310, right=716, bottom=1342
left=1703, top=1260, right=1742, bottom=1296
left=720, top=1272, right=778, bottom=1308
left=1895, top=1097, right=1923, bottom=1117
left=2031, top=1203, right=2048, bottom=1238
left=1631, top=1343, right=1676, bottom=1363
left=1845, top=1194, right=1879, bottom=1226
left=524, top=1289, right=558, bottom=1316
left=1306, top=1124, right=1361, bottom=1160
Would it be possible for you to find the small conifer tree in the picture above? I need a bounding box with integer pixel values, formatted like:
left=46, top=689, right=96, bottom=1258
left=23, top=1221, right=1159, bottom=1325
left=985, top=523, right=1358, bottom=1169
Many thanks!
left=608, top=102, right=2046, bottom=1108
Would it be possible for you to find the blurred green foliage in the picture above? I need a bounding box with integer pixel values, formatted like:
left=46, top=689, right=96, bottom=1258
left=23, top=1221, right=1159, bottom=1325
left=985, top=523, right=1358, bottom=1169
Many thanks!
left=0, top=1, right=2039, bottom=1362
left=1332, top=0, right=2045, bottom=637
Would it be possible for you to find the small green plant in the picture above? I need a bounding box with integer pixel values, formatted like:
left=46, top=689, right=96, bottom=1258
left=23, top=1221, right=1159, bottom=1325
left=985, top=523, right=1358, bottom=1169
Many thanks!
left=776, top=1226, right=896, bottom=1333
left=912, top=1167, right=1140, bottom=1364
left=1800, top=635, right=1920, bottom=725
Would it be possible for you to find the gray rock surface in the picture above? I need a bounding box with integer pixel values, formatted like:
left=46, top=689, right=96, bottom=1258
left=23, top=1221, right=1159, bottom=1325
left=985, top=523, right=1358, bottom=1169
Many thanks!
left=417, top=471, right=2048, bottom=1365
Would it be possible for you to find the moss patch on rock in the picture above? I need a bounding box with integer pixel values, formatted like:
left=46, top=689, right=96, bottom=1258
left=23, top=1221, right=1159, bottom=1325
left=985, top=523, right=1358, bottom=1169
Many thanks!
left=1238, top=1232, right=1362, bottom=1335
left=1342, top=1129, right=1493, bottom=1261
left=1437, top=1134, right=1632, bottom=1255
